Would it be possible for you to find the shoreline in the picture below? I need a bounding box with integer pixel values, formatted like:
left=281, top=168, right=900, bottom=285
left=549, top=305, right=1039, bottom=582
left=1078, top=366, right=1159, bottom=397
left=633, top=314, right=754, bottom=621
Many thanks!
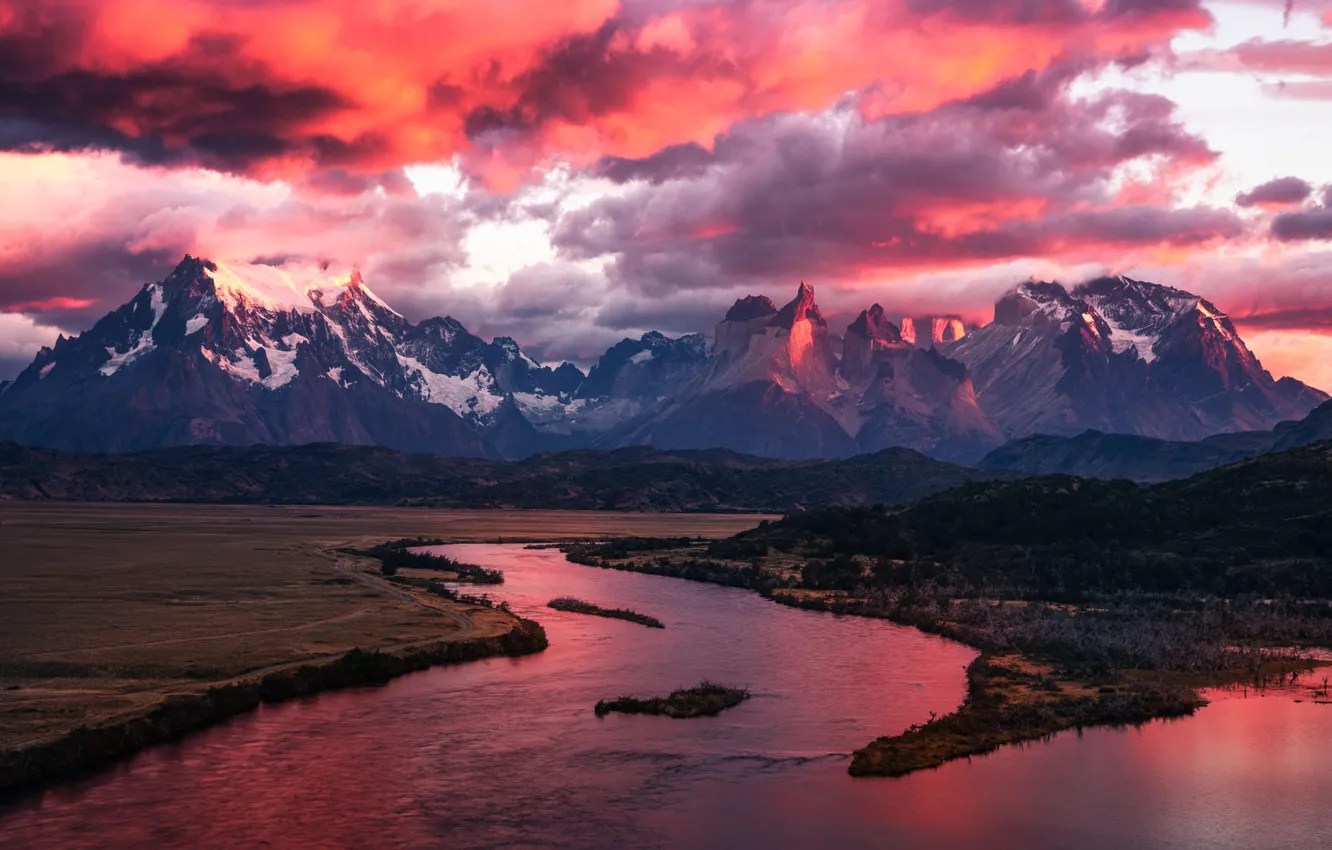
left=846, top=653, right=1202, bottom=777
left=0, top=511, right=767, bottom=803
left=0, top=616, right=547, bottom=797
left=773, top=589, right=1332, bottom=777
left=560, top=544, right=1332, bottom=779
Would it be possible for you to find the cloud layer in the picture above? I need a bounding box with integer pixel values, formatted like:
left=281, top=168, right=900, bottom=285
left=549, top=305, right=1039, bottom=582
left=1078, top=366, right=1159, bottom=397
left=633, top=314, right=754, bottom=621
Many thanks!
left=0, top=0, right=1209, bottom=185
left=3, top=0, right=1332, bottom=389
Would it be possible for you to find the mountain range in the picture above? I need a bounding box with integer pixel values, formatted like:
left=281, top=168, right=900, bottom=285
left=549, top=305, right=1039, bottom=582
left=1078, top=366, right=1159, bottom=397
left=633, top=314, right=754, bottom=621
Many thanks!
left=0, top=256, right=1324, bottom=462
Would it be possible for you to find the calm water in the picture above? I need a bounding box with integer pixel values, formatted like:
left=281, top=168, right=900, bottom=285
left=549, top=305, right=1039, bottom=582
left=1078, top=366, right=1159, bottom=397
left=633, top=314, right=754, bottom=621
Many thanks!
left=4, top=544, right=1332, bottom=849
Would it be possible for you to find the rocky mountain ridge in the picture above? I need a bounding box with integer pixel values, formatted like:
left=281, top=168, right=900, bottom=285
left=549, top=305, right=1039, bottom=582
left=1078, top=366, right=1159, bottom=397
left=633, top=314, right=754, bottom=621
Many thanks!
left=0, top=258, right=1323, bottom=461
left=946, top=276, right=1324, bottom=442
left=980, top=399, right=1332, bottom=483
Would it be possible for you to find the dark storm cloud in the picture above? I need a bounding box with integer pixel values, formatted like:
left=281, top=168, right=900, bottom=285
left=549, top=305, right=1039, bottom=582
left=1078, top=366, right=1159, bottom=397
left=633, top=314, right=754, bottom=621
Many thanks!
left=1236, top=177, right=1314, bottom=207
left=907, top=0, right=1207, bottom=22
left=494, top=264, right=606, bottom=320
left=463, top=21, right=644, bottom=143
left=905, top=0, right=1089, bottom=23
left=462, top=19, right=729, bottom=153
left=302, top=169, right=416, bottom=197
left=595, top=143, right=716, bottom=185
left=1233, top=306, right=1332, bottom=330
left=963, top=60, right=1087, bottom=111
left=0, top=5, right=350, bottom=172
left=0, top=0, right=1210, bottom=190
left=592, top=289, right=741, bottom=334
left=1272, top=206, right=1332, bottom=241
left=552, top=82, right=1234, bottom=297
left=0, top=243, right=182, bottom=328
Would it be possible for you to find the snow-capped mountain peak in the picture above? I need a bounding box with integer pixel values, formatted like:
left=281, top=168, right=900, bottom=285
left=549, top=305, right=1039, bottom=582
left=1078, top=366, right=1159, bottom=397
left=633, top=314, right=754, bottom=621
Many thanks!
left=948, top=275, right=1327, bottom=441
left=206, top=261, right=326, bottom=314
left=1, top=255, right=586, bottom=453
left=1071, top=275, right=1205, bottom=363
left=307, top=268, right=403, bottom=321
left=2, top=259, right=1325, bottom=465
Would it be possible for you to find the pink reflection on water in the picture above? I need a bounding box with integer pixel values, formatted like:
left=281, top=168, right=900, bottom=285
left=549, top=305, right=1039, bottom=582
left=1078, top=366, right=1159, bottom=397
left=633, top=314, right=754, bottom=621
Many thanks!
left=7, top=545, right=1332, bottom=849
left=1, top=544, right=975, bottom=848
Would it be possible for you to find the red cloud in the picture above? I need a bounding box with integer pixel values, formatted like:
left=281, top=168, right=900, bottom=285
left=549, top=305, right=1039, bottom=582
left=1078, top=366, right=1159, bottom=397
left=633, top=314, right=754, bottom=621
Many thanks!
left=1229, top=38, right=1332, bottom=74
left=4, top=296, right=99, bottom=312
left=0, top=0, right=1209, bottom=187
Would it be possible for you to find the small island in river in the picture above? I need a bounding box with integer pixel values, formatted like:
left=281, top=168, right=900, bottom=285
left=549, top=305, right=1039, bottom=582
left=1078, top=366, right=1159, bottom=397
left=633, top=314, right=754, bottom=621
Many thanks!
left=595, top=682, right=750, bottom=718
left=548, top=597, right=665, bottom=628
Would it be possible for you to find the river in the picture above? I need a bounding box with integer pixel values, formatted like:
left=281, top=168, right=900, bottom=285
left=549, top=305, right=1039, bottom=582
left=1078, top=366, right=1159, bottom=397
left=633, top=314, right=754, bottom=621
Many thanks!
left=3, top=544, right=1330, bottom=849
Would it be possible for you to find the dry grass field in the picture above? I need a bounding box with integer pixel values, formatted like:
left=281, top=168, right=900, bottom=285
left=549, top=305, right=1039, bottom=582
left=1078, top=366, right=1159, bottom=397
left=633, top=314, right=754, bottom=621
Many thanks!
left=0, top=502, right=770, bottom=752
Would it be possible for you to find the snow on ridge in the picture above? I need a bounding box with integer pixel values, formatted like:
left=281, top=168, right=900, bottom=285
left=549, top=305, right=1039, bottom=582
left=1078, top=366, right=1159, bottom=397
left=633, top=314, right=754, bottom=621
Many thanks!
left=307, top=271, right=401, bottom=320
left=397, top=353, right=504, bottom=417
left=100, top=284, right=167, bottom=376
left=148, top=284, right=165, bottom=326
left=201, top=342, right=299, bottom=389
left=1042, top=299, right=1077, bottom=325
left=262, top=346, right=300, bottom=389
left=630, top=350, right=655, bottom=364
left=208, top=261, right=368, bottom=315
left=354, top=277, right=401, bottom=317
left=208, top=262, right=320, bottom=313
left=1194, top=299, right=1239, bottom=345
left=513, top=392, right=588, bottom=425
left=1080, top=292, right=1161, bottom=363
left=1105, top=324, right=1158, bottom=363
left=202, top=347, right=261, bottom=384
left=307, top=286, right=340, bottom=309
left=184, top=315, right=209, bottom=335
left=322, top=320, right=368, bottom=374
left=514, top=390, right=579, bottom=412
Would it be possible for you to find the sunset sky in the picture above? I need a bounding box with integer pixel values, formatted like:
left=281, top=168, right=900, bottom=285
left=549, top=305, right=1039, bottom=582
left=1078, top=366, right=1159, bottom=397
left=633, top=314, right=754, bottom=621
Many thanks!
left=3, top=0, right=1332, bottom=388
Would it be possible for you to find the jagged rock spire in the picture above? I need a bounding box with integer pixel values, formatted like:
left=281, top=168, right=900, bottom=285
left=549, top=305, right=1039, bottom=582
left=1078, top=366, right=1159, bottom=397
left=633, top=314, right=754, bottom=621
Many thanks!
left=772, top=281, right=826, bottom=328
left=724, top=295, right=778, bottom=323
left=847, top=304, right=902, bottom=344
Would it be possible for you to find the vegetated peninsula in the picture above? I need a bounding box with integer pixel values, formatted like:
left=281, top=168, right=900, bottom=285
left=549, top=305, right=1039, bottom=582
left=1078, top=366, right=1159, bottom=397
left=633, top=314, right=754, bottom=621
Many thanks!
left=548, top=597, right=664, bottom=628
left=563, top=441, right=1332, bottom=776
left=353, top=538, right=504, bottom=583
left=595, top=682, right=749, bottom=718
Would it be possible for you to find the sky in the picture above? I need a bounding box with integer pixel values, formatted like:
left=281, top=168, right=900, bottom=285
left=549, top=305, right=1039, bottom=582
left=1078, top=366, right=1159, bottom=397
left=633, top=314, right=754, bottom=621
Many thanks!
left=3, top=0, right=1332, bottom=388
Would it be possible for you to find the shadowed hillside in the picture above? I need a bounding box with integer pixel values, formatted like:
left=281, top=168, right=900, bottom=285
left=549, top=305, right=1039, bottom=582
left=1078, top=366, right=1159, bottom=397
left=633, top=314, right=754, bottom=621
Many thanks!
left=0, top=442, right=1015, bottom=512
left=980, top=400, right=1332, bottom=483
left=726, top=440, right=1332, bottom=597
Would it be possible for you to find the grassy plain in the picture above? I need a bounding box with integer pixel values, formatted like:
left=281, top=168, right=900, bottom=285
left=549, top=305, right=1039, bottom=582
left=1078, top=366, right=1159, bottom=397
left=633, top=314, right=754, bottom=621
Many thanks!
left=0, top=502, right=769, bottom=754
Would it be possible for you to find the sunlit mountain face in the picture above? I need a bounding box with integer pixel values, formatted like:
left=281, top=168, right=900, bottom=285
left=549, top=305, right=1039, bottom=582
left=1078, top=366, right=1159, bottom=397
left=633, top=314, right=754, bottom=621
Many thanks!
left=2, top=1, right=1332, bottom=408
left=1, top=257, right=1322, bottom=461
